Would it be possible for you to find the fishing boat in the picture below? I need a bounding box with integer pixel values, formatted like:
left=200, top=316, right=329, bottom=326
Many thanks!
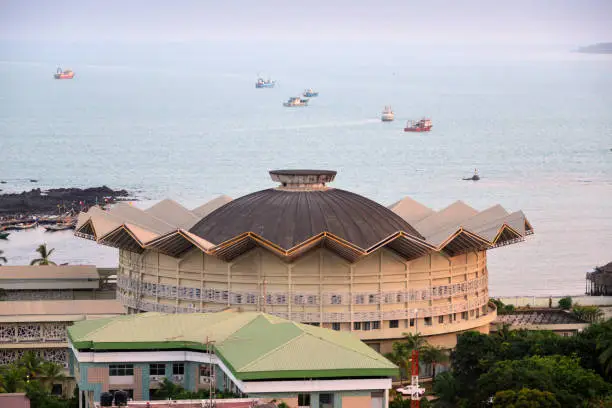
left=303, top=89, right=319, bottom=97
left=256, top=78, right=275, bottom=88
left=0, top=232, right=9, bottom=239
left=44, top=223, right=75, bottom=232
left=12, top=222, right=37, bottom=230
left=404, top=118, right=432, bottom=132
left=463, top=169, right=480, bottom=181
left=54, top=68, right=75, bottom=79
left=283, top=96, right=309, bottom=107
left=381, top=106, right=395, bottom=122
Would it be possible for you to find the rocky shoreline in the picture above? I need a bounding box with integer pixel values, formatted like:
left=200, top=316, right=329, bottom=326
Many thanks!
left=0, top=186, right=131, bottom=218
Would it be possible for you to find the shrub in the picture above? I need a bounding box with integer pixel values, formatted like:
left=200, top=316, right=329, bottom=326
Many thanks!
left=558, top=296, right=572, bottom=310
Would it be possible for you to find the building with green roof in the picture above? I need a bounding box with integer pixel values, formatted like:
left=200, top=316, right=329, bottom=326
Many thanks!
left=68, top=310, right=397, bottom=408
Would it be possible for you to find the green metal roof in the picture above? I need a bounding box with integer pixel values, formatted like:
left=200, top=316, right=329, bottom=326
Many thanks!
left=68, top=311, right=397, bottom=380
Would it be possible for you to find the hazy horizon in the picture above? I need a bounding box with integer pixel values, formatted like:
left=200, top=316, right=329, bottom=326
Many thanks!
left=1, top=0, right=611, bottom=46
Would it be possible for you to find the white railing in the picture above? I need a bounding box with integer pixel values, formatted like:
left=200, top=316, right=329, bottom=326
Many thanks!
left=118, top=292, right=490, bottom=323
left=117, top=274, right=487, bottom=307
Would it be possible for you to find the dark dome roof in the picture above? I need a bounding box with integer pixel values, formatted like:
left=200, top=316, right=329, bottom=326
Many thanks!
left=190, top=188, right=423, bottom=250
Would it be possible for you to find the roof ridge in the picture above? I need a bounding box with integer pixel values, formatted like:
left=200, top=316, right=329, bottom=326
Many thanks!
left=300, top=329, right=392, bottom=364
left=237, top=331, right=308, bottom=371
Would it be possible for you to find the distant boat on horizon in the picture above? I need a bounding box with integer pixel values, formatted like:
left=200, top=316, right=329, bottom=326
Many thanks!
left=283, top=96, right=309, bottom=107
left=381, top=106, right=395, bottom=122
left=303, top=89, right=319, bottom=97
left=404, top=118, right=432, bottom=132
left=54, top=68, right=74, bottom=79
left=256, top=78, right=275, bottom=88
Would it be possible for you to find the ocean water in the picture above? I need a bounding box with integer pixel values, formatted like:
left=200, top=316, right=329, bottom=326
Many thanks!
left=0, top=42, right=610, bottom=296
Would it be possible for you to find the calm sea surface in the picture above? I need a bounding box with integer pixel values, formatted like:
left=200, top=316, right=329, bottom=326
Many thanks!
left=0, top=42, right=610, bottom=296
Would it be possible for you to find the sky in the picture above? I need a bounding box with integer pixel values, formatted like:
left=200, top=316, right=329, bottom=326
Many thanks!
left=0, top=0, right=611, bottom=45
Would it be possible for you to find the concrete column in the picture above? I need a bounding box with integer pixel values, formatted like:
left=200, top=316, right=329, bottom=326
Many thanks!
left=384, top=389, right=389, bottom=408
left=79, top=389, right=83, bottom=408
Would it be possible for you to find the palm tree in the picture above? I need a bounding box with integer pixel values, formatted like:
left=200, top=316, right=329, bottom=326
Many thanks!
left=0, top=365, right=26, bottom=393
left=385, top=342, right=411, bottom=385
left=30, top=244, right=56, bottom=266
left=39, top=361, right=65, bottom=391
left=19, top=351, right=43, bottom=379
left=420, top=345, right=449, bottom=379
left=402, top=332, right=427, bottom=352
left=0, top=249, right=7, bottom=266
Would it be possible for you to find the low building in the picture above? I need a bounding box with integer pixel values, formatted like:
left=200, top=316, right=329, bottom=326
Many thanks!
left=0, top=299, right=125, bottom=396
left=586, top=261, right=612, bottom=296
left=491, top=309, right=589, bottom=336
left=0, top=265, right=116, bottom=301
left=68, top=310, right=397, bottom=408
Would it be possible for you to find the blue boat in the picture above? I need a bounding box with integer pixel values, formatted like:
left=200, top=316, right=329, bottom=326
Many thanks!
left=303, top=89, right=319, bottom=97
left=256, top=78, right=275, bottom=88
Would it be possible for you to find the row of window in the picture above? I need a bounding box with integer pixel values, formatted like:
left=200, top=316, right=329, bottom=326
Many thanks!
left=325, top=307, right=485, bottom=332
left=110, top=363, right=185, bottom=377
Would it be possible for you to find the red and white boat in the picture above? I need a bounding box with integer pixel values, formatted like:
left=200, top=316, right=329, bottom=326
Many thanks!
left=404, top=118, right=432, bottom=132
left=54, top=68, right=75, bottom=79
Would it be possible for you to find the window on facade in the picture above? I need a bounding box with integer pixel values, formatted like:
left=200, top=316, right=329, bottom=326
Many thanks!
left=307, top=295, right=317, bottom=305
left=109, top=364, right=133, bottom=376
left=389, top=320, right=399, bottom=328
left=354, top=294, right=364, bottom=304
left=424, top=317, right=432, bottom=326
left=453, top=313, right=457, bottom=322
left=246, top=294, right=256, bottom=304
left=409, top=318, right=415, bottom=327
left=368, top=294, right=376, bottom=304
left=476, top=309, right=480, bottom=318
left=461, top=312, right=468, bottom=320
left=331, top=295, right=342, bottom=305
left=199, top=365, right=214, bottom=377
left=482, top=305, right=487, bottom=314
left=172, top=363, right=185, bottom=375
left=332, top=322, right=341, bottom=331
left=353, top=322, right=361, bottom=330
left=149, top=364, right=165, bottom=376
left=470, top=310, right=475, bottom=317
left=298, top=393, right=311, bottom=406
left=438, top=316, right=444, bottom=324
left=372, top=321, right=380, bottom=330
left=363, top=322, right=371, bottom=331
left=320, top=393, right=334, bottom=408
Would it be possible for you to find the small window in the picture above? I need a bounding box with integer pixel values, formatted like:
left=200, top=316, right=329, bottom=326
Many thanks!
left=476, top=309, right=480, bottom=318
left=331, top=295, right=342, bottom=305
left=150, top=363, right=165, bottom=376
left=368, top=294, right=376, bottom=304
left=409, top=318, right=415, bottom=327
left=172, top=363, right=184, bottom=375
left=332, top=322, right=341, bottom=331
left=298, top=394, right=311, bottom=406
left=372, top=321, right=380, bottom=330
left=438, top=316, right=444, bottom=324
left=354, top=295, right=364, bottom=304
left=320, top=393, right=334, bottom=408
left=389, top=320, right=399, bottom=328
left=470, top=309, right=475, bottom=317
left=353, top=322, right=361, bottom=330
left=109, top=364, right=133, bottom=376
left=461, top=312, right=468, bottom=320
left=453, top=313, right=457, bottom=322
left=363, top=321, right=371, bottom=331
left=424, top=317, right=432, bottom=326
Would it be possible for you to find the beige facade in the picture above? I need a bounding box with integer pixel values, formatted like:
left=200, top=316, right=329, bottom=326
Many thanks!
left=117, top=244, right=494, bottom=344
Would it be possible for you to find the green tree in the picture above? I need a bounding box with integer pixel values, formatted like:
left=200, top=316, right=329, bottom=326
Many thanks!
left=20, top=351, right=44, bottom=379
left=402, top=332, right=427, bottom=352
left=39, top=361, right=65, bottom=392
left=420, top=345, right=449, bottom=379
left=30, top=244, right=57, bottom=266
left=0, top=249, right=7, bottom=265
left=572, top=305, right=604, bottom=323
left=596, top=319, right=612, bottom=376
left=476, top=355, right=610, bottom=407
left=493, top=388, right=560, bottom=408
left=384, top=342, right=411, bottom=385
left=432, top=371, right=459, bottom=407
left=0, top=365, right=27, bottom=393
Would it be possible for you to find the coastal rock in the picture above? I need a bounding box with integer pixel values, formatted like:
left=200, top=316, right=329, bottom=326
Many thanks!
left=0, top=186, right=130, bottom=217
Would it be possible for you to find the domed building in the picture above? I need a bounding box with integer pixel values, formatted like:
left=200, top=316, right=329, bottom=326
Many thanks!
left=75, top=170, right=533, bottom=351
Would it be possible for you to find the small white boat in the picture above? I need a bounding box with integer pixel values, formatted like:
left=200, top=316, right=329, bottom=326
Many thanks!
left=381, top=106, right=395, bottom=122
left=283, top=96, right=309, bottom=107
